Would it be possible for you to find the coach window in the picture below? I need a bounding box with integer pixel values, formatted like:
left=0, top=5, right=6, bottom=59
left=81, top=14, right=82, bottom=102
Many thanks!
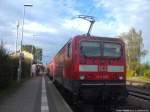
left=67, top=43, right=72, bottom=57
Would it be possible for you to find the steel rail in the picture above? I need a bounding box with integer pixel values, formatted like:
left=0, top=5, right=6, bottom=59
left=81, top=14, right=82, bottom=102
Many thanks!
left=128, top=90, right=150, bottom=101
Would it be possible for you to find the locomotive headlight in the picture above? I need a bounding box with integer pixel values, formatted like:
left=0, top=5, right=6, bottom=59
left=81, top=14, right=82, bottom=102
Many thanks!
left=119, top=74, right=124, bottom=80
left=80, top=75, right=85, bottom=80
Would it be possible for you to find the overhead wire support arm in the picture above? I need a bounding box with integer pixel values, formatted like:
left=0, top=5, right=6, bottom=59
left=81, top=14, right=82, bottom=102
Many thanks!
left=72, top=15, right=95, bottom=36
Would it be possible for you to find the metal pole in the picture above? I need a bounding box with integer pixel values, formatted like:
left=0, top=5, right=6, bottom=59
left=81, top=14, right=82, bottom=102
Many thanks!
left=16, top=21, right=19, bottom=54
left=30, top=44, right=33, bottom=77
left=17, top=7, right=25, bottom=82
left=139, top=33, right=141, bottom=76
left=21, top=6, right=25, bottom=52
left=21, top=4, right=32, bottom=52
left=17, top=4, right=32, bottom=82
left=87, top=21, right=94, bottom=36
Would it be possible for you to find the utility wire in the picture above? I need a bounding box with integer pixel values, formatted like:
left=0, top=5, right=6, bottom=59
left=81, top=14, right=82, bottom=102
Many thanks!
left=71, top=1, right=97, bottom=35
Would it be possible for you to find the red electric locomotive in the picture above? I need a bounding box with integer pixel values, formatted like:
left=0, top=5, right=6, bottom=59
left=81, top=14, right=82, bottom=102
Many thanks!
left=48, top=15, right=128, bottom=102
left=48, top=35, right=127, bottom=102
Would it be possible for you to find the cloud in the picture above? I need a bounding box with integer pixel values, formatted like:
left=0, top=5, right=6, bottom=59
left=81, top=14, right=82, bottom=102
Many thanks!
left=93, top=0, right=150, bottom=62
left=92, top=20, right=117, bottom=36
left=62, top=19, right=90, bottom=33
left=24, top=20, right=57, bottom=34
left=0, top=0, right=150, bottom=63
left=4, top=43, right=16, bottom=53
left=94, top=0, right=150, bottom=33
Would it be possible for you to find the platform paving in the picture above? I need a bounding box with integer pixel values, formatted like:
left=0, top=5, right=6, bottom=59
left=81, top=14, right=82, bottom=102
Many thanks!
left=45, top=76, right=73, bottom=112
left=0, top=76, right=41, bottom=112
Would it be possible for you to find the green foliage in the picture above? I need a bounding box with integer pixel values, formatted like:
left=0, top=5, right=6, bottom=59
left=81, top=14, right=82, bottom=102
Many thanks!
left=144, top=69, right=150, bottom=78
left=10, top=57, right=31, bottom=80
left=121, top=28, right=148, bottom=75
left=22, top=45, right=33, bottom=53
left=21, top=58, right=31, bottom=79
left=0, top=49, right=13, bottom=88
left=127, top=70, right=135, bottom=77
left=127, top=62, right=150, bottom=79
left=34, top=48, right=42, bottom=62
left=22, top=45, right=43, bottom=62
left=0, top=47, right=31, bottom=89
left=140, top=62, right=150, bottom=78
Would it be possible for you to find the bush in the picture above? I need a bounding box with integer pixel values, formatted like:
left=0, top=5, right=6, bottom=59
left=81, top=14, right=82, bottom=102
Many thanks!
left=140, top=63, right=150, bottom=78
left=10, top=57, right=19, bottom=80
left=0, top=49, right=13, bottom=88
left=0, top=48, right=31, bottom=89
left=22, top=58, right=31, bottom=79
left=143, top=69, right=150, bottom=78
left=127, top=70, right=135, bottom=77
left=11, top=56, right=31, bottom=80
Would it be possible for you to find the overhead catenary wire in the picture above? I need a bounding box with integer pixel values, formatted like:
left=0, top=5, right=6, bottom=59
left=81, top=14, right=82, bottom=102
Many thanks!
left=72, top=15, right=95, bottom=36
left=70, top=1, right=97, bottom=36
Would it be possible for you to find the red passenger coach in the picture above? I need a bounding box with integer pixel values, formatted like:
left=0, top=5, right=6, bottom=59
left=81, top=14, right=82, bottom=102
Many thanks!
left=48, top=35, right=127, bottom=102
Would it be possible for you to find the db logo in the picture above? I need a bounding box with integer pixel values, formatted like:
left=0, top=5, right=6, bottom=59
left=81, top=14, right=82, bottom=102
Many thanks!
left=99, top=66, right=107, bottom=71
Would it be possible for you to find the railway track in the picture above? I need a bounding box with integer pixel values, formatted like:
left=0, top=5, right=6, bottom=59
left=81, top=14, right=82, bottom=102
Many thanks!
left=127, top=80, right=150, bottom=101
left=128, top=88, right=150, bottom=101
left=127, top=80, right=150, bottom=89
left=53, top=78, right=150, bottom=112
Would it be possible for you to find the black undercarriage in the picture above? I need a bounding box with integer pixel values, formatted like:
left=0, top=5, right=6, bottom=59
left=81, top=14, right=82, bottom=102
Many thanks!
left=59, top=80, right=128, bottom=103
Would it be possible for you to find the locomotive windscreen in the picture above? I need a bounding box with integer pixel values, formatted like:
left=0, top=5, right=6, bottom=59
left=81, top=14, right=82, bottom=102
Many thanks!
left=80, top=41, right=101, bottom=57
left=103, top=43, right=121, bottom=57
left=80, top=41, right=122, bottom=58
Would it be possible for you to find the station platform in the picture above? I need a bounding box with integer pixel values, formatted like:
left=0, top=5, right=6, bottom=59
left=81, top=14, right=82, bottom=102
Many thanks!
left=45, top=76, right=73, bottom=112
left=0, top=75, right=73, bottom=112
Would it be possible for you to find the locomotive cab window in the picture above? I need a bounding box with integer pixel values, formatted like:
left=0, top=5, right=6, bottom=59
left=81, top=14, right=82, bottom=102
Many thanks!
left=80, top=41, right=101, bottom=57
left=103, top=43, right=121, bottom=58
left=67, top=43, right=71, bottom=57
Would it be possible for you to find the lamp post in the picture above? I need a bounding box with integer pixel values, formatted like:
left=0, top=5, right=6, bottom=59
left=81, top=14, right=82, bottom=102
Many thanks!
left=30, top=43, right=34, bottom=77
left=20, top=4, right=33, bottom=52
left=15, top=21, right=19, bottom=54
left=17, top=4, right=33, bottom=82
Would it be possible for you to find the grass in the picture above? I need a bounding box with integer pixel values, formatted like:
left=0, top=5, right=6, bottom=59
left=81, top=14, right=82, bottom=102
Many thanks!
left=126, top=69, right=150, bottom=83
left=127, top=76, right=150, bottom=83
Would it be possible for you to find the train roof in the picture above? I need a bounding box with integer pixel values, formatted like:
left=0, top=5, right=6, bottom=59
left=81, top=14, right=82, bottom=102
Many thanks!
left=73, top=34, right=124, bottom=42
left=48, top=34, right=124, bottom=64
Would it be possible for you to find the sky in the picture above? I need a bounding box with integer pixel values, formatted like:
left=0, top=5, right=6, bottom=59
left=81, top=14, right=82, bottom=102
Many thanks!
left=0, top=0, right=150, bottom=64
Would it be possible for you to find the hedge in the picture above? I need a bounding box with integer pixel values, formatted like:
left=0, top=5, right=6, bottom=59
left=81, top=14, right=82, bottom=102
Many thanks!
left=0, top=49, right=31, bottom=89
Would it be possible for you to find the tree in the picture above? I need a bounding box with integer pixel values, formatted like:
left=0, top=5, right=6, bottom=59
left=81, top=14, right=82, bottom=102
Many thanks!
left=22, top=45, right=43, bottom=62
left=34, top=48, right=42, bottom=62
left=22, top=45, right=33, bottom=53
left=121, top=28, right=148, bottom=76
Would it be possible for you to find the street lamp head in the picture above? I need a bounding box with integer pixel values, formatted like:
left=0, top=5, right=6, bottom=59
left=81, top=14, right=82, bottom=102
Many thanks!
left=24, top=4, right=33, bottom=7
